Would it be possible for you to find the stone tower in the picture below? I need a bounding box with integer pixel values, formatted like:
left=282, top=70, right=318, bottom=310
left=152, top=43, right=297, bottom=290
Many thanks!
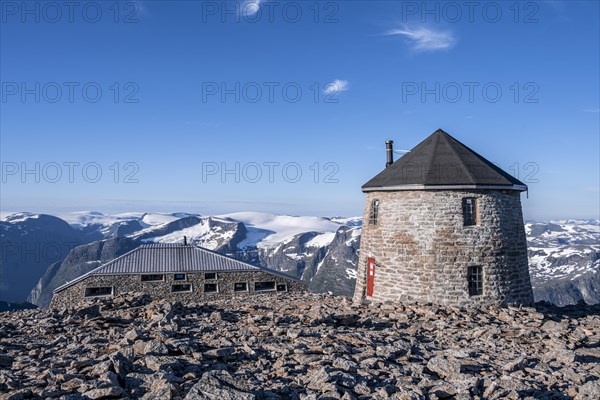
left=353, top=129, right=534, bottom=307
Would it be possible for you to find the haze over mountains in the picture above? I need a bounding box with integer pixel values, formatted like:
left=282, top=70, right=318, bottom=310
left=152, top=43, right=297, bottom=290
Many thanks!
left=0, top=211, right=598, bottom=308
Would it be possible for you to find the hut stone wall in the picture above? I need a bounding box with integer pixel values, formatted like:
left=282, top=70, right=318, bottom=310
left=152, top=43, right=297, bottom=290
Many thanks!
left=51, top=270, right=304, bottom=309
left=353, top=189, right=534, bottom=307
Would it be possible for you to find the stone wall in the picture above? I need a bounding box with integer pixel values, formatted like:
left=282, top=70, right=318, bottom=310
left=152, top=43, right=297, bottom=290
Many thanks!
left=353, top=190, right=534, bottom=307
left=51, top=270, right=304, bottom=309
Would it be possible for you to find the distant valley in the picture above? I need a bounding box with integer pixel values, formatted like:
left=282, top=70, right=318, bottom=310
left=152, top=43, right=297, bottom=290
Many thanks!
left=0, top=211, right=597, bottom=308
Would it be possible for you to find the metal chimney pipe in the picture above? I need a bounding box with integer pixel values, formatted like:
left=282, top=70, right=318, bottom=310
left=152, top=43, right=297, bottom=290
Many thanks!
left=385, top=140, right=394, bottom=167
left=183, top=236, right=188, bottom=246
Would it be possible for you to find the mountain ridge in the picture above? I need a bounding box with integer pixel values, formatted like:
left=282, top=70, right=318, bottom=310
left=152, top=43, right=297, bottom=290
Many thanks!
left=1, top=211, right=597, bottom=308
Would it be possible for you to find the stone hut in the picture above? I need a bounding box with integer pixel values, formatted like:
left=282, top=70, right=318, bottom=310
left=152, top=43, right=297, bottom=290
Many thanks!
left=51, top=243, right=304, bottom=308
left=353, top=129, right=534, bottom=307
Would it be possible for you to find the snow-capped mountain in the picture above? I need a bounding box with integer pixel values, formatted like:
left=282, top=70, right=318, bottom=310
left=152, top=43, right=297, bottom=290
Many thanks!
left=1, top=211, right=598, bottom=308
left=28, top=236, right=140, bottom=309
left=5, top=211, right=359, bottom=307
left=54, top=211, right=198, bottom=242
left=219, top=212, right=345, bottom=247
left=1, top=213, right=84, bottom=303
left=525, top=220, right=599, bottom=306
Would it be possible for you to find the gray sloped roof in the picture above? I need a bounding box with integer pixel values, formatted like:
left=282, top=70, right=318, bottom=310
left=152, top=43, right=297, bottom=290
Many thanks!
left=54, top=243, right=300, bottom=293
left=362, top=129, right=527, bottom=191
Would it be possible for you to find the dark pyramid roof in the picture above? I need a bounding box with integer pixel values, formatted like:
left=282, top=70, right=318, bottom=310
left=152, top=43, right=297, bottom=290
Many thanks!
left=362, top=129, right=527, bottom=191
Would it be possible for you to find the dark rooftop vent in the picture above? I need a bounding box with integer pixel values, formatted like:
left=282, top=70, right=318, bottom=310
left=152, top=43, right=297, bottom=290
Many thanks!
left=385, top=140, right=394, bottom=168
left=183, top=236, right=188, bottom=246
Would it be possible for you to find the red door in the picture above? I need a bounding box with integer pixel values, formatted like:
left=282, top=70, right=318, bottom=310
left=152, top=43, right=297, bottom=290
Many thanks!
left=367, top=257, right=376, bottom=296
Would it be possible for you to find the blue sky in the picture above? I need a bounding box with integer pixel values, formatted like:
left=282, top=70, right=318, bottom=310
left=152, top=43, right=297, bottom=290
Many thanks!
left=1, top=0, right=599, bottom=220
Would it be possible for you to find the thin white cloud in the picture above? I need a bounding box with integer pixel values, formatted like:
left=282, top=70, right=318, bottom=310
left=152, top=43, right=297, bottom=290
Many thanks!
left=385, top=26, right=456, bottom=51
left=583, top=108, right=600, bottom=113
left=324, top=79, right=349, bottom=94
left=240, top=0, right=262, bottom=17
left=131, top=0, right=147, bottom=17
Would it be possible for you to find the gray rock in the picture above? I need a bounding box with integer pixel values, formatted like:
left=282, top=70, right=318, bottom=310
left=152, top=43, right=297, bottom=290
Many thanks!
left=202, top=346, right=235, bottom=359
left=71, top=304, right=101, bottom=320
left=109, top=351, right=134, bottom=380
left=90, top=360, right=112, bottom=376
left=2, top=292, right=599, bottom=400
left=426, top=356, right=461, bottom=379
left=185, top=370, right=255, bottom=400
left=124, top=329, right=143, bottom=341
left=332, top=358, right=359, bottom=372
left=576, top=380, right=600, bottom=400
left=544, top=347, right=576, bottom=364
left=135, top=340, right=169, bottom=356
left=83, top=371, right=123, bottom=399
left=502, top=357, right=527, bottom=372
left=2, top=389, right=33, bottom=400
left=142, top=379, right=177, bottom=400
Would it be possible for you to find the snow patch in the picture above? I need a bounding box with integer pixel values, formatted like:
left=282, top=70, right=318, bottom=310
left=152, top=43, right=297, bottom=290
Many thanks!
left=306, top=232, right=336, bottom=247
left=285, top=253, right=304, bottom=261
left=3, top=212, right=40, bottom=223
left=220, top=212, right=341, bottom=247
left=330, top=216, right=363, bottom=227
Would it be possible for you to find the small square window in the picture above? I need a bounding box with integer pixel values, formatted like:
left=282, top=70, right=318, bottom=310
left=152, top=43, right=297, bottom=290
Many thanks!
left=204, top=283, right=218, bottom=293
left=234, top=282, right=248, bottom=292
left=205, top=272, right=217, bottom=280
left=172, top=283, right=192, bottom=293
left=174, top=273, right=186, bottom=281
left=276, top=283, right=287, bottom=292
left=468, top=266, right=483, bottom=296
left=463, top=198, right=477, bottom=226
left=254, top=281, right=276, bottom=292
left=141, top=274, right=164, bottom=282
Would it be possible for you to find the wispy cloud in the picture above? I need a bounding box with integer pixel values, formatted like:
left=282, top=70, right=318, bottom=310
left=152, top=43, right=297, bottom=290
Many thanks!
left=131, top=0, right=148, bottom=17
left=240, top=0, right=262, bottom=17
left=583, top=108, right=600, bottom=113
left=324, top=79, right=349, bottom=94
left=385, top=26, right=456, bottom=51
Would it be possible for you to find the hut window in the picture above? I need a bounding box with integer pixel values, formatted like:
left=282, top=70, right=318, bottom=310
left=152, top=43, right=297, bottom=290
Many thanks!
left=468, top=266, right=483, bottom=296
left=204, top=283, right=218, bottom=293
left=205, top=272, right=217, bottom=280
left=276, top=283, right=288, bottom=292
left=462, top=197, right=477, bottom=226
left=141, top=274, right=164, bottom=282
left=254, top=281, right=276, bottom=292
left=173, top=273, right=186, bottom=281
left=368, top=199, right=380, bottom=225
left=84, top=287, right=113, bottom=297
left=172, top=283, right=192, bottom=293
left=234, top=282, right=248, bottom=292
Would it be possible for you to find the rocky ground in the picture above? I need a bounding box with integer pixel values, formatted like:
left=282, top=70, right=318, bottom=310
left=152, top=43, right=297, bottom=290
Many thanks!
left=1, top=293, right=599, bottom=400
